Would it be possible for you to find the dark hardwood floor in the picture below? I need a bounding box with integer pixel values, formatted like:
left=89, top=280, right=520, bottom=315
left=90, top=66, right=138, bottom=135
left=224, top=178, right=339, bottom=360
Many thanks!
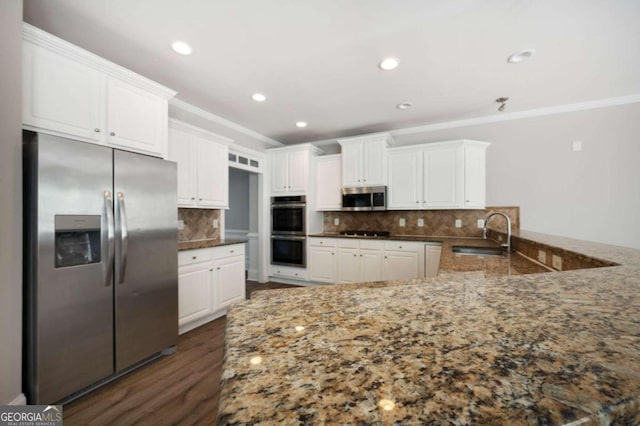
left=62, top=280, right=298, bottom=426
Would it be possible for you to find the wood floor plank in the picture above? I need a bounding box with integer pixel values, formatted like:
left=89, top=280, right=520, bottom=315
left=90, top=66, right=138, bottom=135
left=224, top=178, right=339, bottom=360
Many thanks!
left=62, top=281, right=297, bottom=426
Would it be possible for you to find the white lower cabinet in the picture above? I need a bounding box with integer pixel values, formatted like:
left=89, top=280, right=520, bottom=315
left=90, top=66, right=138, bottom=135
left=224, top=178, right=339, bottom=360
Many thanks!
left=309, top=237, right=442, bottom=284
left=309, top=238, right=338, bottom=283
left=383, top=241, right=424, bottom=281
left=337, top=239, right=384, bottom=284
left=178, top=244, right=245, bottom=334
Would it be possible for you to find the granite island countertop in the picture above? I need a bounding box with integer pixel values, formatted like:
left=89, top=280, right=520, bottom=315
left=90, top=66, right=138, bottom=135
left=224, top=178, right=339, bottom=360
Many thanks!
left=219, top=230, right=640, bottom=425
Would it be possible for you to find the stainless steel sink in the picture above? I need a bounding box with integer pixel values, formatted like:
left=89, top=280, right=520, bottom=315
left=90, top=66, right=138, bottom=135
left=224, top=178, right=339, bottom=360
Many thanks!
left=451, top=245, right=506, bottom=257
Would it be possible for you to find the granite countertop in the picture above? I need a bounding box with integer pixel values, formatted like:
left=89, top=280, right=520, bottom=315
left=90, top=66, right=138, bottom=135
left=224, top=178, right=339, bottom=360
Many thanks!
left=219, top=230, right=640, bottom=424
left=178, top=238, right=247, bottom=251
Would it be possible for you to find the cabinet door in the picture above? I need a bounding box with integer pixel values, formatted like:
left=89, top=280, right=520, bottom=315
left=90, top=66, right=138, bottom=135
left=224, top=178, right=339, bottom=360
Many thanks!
left=178, top=263, right=214, bottom=326
left=106, top=77, right=167, bottom=158
left=464, top=145, right=486, bottom=209
left=288, top=150, right=308, bottom=193
left=196, top=138, right=228, bottom=208
left=168, top=128, right=197, bottom=207
left=337, top=248, right=359, bottom=284
left=360, top=249, right=383, bottom=282
left=383, top=251, right=421, bottom=281
left=214, top=255, right=245, bottom=309
left=309, top=246, right=337, bottom=283
left=341, top=144, right=362, bottom=187
left=388, top=152, right=421, bottom=209
left=315, top=156, right=342, bottom=210
left=362, top=142, right=386, bottom=186
left=423, top=147, right=460, bottom=208
left=23, top=42, right=105, bottom=142
left=425, top=244, right=442, bottom=278
left=270, top=153, right=289, bottom=194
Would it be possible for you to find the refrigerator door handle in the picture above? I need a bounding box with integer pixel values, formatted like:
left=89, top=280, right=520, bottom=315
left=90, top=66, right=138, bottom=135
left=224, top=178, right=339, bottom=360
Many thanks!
left=104, top=191, right=115, bottom=287
left=117, top=192, right=129, bottom=284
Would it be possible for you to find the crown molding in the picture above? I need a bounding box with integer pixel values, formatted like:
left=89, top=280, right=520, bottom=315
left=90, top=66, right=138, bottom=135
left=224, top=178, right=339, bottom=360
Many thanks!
left=23, top=23, right=176, bottom=99
left=390, top=94, right=640, bottom=136
left=305, top=93, right=640, bottom=148
left=169, top=98, right=283, bottom=147
left=168, top=118, right=234, bottom=145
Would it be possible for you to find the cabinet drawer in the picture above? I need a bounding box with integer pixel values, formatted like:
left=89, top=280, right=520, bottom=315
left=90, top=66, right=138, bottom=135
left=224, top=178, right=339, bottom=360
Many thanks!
left=384, top=241, right=422, bottom=252
left=179, top=248, right=212, bottom=266
left=309, top=238, right=337, bottom=248
left=359, top=240, right=384, bottom=250
left=212, top=243, right=245, bottom=260
left=337, top=239, right=360, bottom=249
left=270, top=265, right=308, bottom=280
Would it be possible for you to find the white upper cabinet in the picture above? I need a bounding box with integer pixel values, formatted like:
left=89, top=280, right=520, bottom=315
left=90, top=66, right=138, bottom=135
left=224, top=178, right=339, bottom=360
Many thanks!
left=168, top=119, right=233, bottom=209
left=388, top=140, right=490, bottom=210
left=23, top=41, right=105, bottom=142
left=105, top=77, right=167, bottom=157
left=315, top=155, right=342, bottom=211
left=463, top=144, right=487, bottom=208
left=268, top=145, right=321, bottom=195
left=22, top=24, right=175, bottom=158
left=423, top=145, right=461, bottom=208
left=387, top=151, right=421, bottom=209
left=338, top=134, right=392, bottom=187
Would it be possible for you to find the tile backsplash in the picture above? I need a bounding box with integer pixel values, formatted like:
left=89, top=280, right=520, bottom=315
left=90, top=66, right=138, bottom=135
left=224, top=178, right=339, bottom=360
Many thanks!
left=178, top=208, right=221, bottom=241
left=323, top=206, right=519, bottom=238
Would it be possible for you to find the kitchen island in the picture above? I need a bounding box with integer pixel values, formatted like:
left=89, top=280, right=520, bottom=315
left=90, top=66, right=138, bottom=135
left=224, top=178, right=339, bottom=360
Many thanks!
left=218, top=230, right=640, bottom=424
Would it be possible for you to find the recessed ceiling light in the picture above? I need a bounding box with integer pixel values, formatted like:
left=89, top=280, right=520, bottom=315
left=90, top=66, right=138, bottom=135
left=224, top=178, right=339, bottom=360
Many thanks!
left=397, top=102, right=413, bottom=110
left=295, top=121, right=307, bottom=128
left=507, top=49, right=536, bottom=64
left=171, top=41, right=192, bottom=55
left=251, top=93, right=266, bottom=102
left=378, top=57, right=399, bottom=71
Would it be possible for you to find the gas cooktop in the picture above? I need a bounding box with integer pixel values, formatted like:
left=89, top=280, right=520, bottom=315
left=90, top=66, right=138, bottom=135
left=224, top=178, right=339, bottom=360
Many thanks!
left=339, top=230, right=390, bottom=238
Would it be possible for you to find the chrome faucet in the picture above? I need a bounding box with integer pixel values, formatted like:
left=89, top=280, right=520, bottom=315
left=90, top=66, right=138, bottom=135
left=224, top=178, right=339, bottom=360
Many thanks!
left=483, top=212, right=512, bottom=253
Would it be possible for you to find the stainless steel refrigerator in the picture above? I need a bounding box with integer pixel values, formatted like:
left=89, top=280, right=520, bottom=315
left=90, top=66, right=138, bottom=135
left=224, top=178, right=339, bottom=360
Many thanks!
left=23, top=131, right=178, bottom=404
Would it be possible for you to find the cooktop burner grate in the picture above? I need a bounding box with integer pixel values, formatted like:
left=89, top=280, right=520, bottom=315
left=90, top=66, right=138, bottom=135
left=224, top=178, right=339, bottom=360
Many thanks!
left=339, top=230, right=390, bottom=237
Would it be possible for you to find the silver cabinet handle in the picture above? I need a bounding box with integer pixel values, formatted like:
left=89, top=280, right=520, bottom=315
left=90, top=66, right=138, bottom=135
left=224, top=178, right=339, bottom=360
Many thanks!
left=230, top=250, right=234, bottom=253
left=95, top=128, right=101, bottom=133
left=103, top=191, right=115, bottom=287
left=117, top=192, right=129, bottom=284
left=385, top=256, right=388, bottom=259
left=399, top=246, right=403, bottom=249
left=199, top=198, right=203, bottom=201
left=360, top=254, right=363, bottom=257
left=332, top=252, right=335, bottom=255
left=210, top=268, right=213, bottom=272
left=110, top=131, right=116, bottom=136
left=192, top=256, right=197, bottom=260
left=191, top=197, right=195, bottom=200
left=353, top=254, right=357, bottom=257
left=217, top=267, right=221, bottom=270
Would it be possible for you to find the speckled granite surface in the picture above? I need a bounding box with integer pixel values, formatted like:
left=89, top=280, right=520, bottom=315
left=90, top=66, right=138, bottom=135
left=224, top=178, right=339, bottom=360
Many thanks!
left=219, top=231, right=640, bottom=425
left=177, top=238, right=247, bottom=251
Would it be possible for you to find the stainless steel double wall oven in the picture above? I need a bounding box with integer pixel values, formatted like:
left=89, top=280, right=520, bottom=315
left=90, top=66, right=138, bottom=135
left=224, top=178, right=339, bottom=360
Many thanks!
left=271, top=195, right=306, bottom=267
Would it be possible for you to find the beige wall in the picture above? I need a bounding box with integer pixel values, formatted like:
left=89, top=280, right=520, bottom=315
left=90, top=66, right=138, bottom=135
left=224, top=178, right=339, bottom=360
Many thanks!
left=394, top=103, right=640, bottom=249
left=0, top=0, right=24, bottom=404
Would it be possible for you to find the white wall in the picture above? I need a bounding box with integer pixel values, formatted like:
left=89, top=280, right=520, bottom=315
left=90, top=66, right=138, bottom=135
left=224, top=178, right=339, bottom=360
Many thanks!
left=0, top=0, right=24, bottom=404
left=226, top=168, right=250, bottom=231
left=395, top=103, right=640, bottom=249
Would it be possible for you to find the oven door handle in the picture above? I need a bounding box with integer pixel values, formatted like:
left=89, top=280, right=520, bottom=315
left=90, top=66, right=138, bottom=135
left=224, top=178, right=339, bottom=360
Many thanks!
left=271, top=203, right=306, bottom=208
left=271, top=235, right=307, bottom=241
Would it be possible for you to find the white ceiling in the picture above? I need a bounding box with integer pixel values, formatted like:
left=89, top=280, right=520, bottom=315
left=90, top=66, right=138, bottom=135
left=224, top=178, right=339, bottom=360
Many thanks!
left=24, top=0, right=640, bottom=145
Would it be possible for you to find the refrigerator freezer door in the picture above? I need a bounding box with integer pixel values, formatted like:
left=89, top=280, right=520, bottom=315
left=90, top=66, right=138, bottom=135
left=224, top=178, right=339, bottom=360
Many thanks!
left=113, top=150, right=178, bottom=371
left=24, top=133, right=114, bottom=404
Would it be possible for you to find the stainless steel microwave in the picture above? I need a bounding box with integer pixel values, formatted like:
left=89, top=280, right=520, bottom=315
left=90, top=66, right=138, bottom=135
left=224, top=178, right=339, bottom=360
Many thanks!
left=342, top=186, right=387, bottom=211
